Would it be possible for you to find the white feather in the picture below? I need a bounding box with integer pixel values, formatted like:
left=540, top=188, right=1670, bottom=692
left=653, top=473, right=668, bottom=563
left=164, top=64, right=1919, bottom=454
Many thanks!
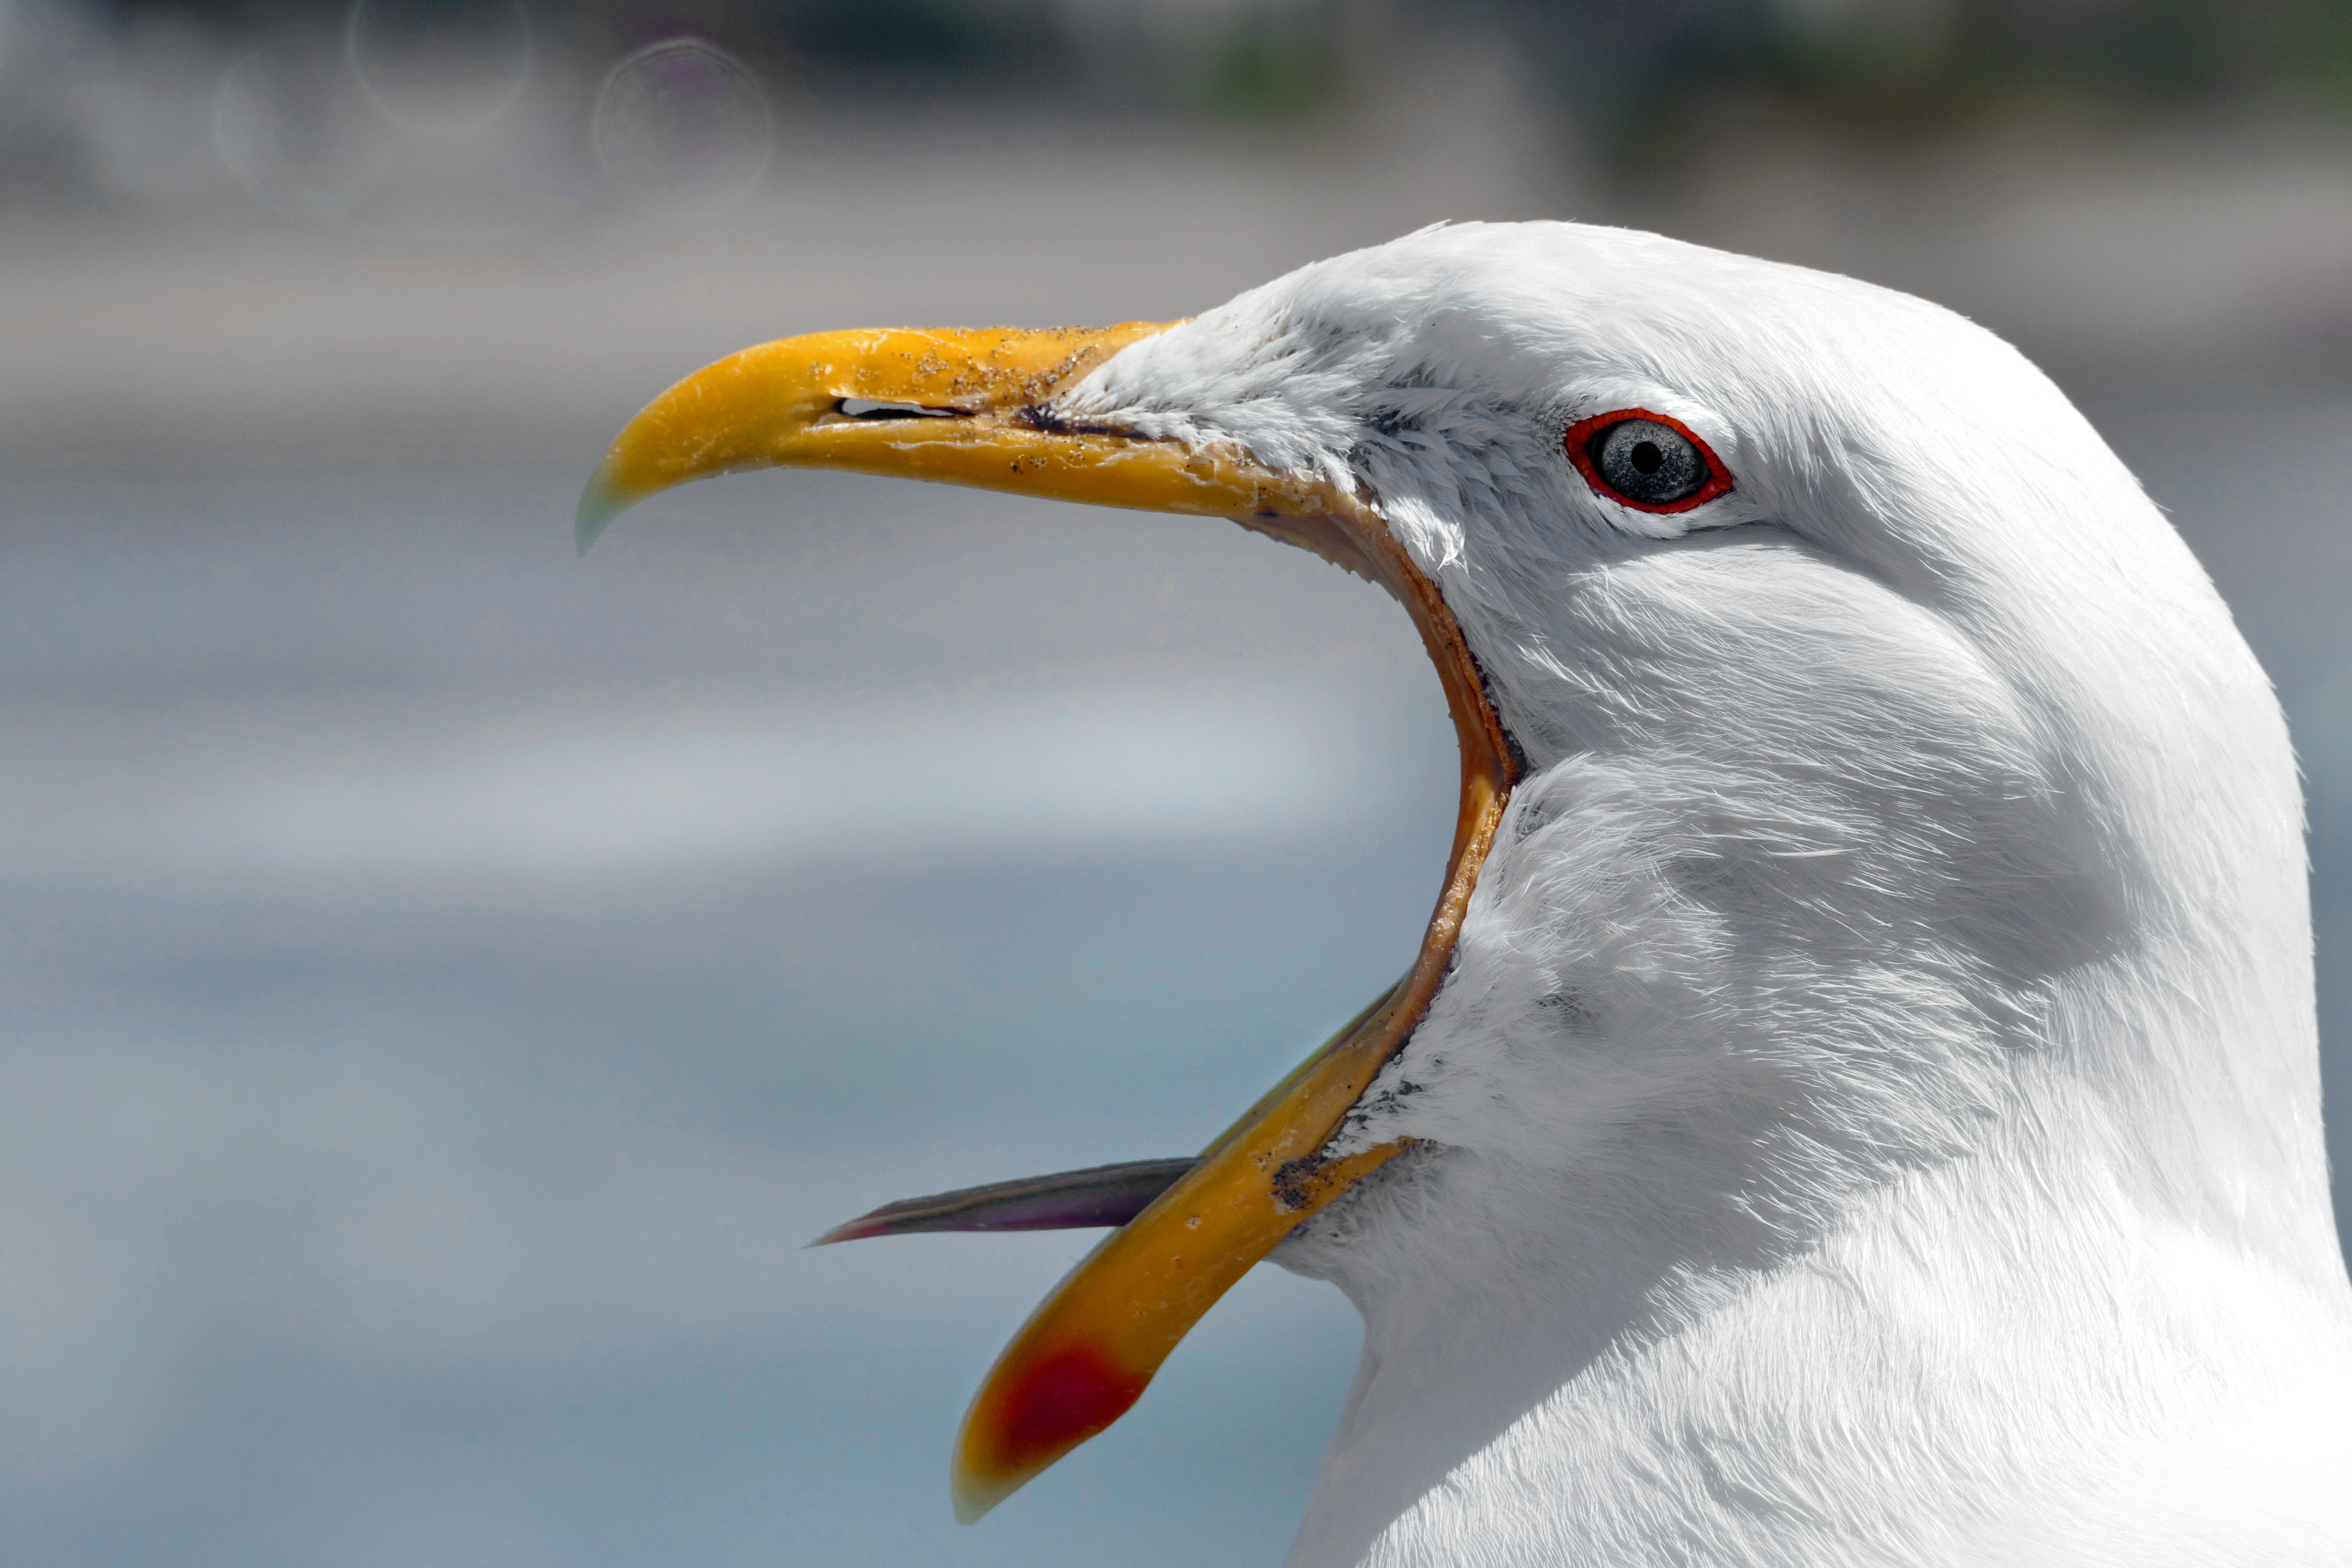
left=1056, top=223, right=2352, bottom=1566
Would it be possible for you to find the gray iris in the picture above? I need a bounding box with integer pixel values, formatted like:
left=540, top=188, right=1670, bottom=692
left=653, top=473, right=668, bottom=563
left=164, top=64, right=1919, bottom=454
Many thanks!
left=1592, top=419, right=1706, bottom=504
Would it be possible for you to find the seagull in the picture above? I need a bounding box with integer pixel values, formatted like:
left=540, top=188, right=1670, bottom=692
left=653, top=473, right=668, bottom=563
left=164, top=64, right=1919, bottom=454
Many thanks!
left=578, top=222, right=2352, bottom=1566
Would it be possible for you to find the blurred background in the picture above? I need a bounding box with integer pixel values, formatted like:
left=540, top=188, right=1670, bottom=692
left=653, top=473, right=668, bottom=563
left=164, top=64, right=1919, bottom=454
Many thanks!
left=2, top=2, right=2348, bottom=1564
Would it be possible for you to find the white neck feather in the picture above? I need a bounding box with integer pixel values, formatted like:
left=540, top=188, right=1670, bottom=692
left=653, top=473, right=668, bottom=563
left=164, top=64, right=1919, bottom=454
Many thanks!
left=1285, top=1107, right=2352, bottom=1567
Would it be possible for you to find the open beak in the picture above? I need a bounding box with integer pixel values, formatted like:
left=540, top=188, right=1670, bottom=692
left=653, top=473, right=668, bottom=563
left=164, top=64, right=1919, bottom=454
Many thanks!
left=580, top=323, right=1517, bottom=1522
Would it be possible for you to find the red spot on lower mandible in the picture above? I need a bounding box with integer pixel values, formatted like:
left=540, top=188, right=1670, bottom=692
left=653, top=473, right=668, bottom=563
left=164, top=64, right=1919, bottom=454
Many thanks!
left=993, top=1346, right=1149, bottom=1469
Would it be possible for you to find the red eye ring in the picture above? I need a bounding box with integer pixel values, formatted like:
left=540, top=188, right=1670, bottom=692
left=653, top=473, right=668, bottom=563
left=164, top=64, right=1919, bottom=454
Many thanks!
left=1563, top=407, right=1734, bottom=514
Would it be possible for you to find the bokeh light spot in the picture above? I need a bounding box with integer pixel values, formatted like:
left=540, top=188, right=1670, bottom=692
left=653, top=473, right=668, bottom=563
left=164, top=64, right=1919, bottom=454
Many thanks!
left=591, top=38, right=773, bottom=217
left=345, top=0, right=531, bottom=135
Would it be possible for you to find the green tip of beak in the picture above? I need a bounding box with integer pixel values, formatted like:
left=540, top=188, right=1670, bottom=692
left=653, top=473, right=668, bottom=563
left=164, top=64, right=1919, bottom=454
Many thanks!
left=951, top=1477, right=1004, bottom=1526
left=574, top=470, right=637, bottom=556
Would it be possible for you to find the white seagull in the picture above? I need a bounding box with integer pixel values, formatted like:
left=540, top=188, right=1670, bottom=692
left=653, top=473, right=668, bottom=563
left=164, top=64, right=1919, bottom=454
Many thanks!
left=579, top=222, right=2352, bottom=1566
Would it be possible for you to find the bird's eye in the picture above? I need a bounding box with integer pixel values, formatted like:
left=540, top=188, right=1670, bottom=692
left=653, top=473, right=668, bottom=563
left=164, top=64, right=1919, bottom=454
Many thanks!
left=1595, top=421, right=1702, bottom=502
left=1562, top=408, right=1733, bottom=514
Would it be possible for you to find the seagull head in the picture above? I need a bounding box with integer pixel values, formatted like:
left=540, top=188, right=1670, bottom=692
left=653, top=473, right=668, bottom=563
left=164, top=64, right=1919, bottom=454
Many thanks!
left=579, top=222, right=2333, bottom=1540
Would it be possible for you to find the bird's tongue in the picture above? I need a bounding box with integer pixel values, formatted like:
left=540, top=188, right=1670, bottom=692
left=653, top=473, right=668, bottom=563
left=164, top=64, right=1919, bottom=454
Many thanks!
left=812, top=1158, right=1197, bottom=1245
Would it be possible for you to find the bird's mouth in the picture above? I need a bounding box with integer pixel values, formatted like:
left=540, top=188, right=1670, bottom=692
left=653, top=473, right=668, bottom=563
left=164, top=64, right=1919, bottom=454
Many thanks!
left=579, top=322, right=1518, bottom=1520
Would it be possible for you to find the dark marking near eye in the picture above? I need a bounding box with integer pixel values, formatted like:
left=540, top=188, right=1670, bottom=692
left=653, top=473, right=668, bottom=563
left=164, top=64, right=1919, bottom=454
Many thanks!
left=1271, top=1155, right=1328, bottom=1212
left=1019, top=405, right=1134, bottom=438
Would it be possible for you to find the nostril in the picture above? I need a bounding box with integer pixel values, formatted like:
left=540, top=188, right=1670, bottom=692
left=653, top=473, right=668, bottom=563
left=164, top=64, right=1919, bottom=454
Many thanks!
left=837, top=398, right=961, bottom=420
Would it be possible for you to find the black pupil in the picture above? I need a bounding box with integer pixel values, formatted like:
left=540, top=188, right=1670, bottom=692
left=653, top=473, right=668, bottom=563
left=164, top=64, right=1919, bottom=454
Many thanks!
left=1589, top=419, right=1706, bottom=505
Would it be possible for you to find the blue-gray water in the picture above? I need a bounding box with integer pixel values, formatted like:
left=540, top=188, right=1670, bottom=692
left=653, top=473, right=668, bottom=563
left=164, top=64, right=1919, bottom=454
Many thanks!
left=1, top=437, right=1450, bottom=1565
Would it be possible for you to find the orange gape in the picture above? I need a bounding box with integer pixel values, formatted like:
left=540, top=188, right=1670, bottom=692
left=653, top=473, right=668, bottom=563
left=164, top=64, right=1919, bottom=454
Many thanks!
left=950, top=493, right=1516, bottom=1520
left=579, top=324, right=1518, bottom=1520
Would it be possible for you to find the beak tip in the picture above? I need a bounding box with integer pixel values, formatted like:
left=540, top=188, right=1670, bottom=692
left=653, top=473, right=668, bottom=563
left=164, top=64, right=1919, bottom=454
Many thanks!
left=950, top=1472, right=1008, bottom=1526
left=573, top=471, right=635, bottom=556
